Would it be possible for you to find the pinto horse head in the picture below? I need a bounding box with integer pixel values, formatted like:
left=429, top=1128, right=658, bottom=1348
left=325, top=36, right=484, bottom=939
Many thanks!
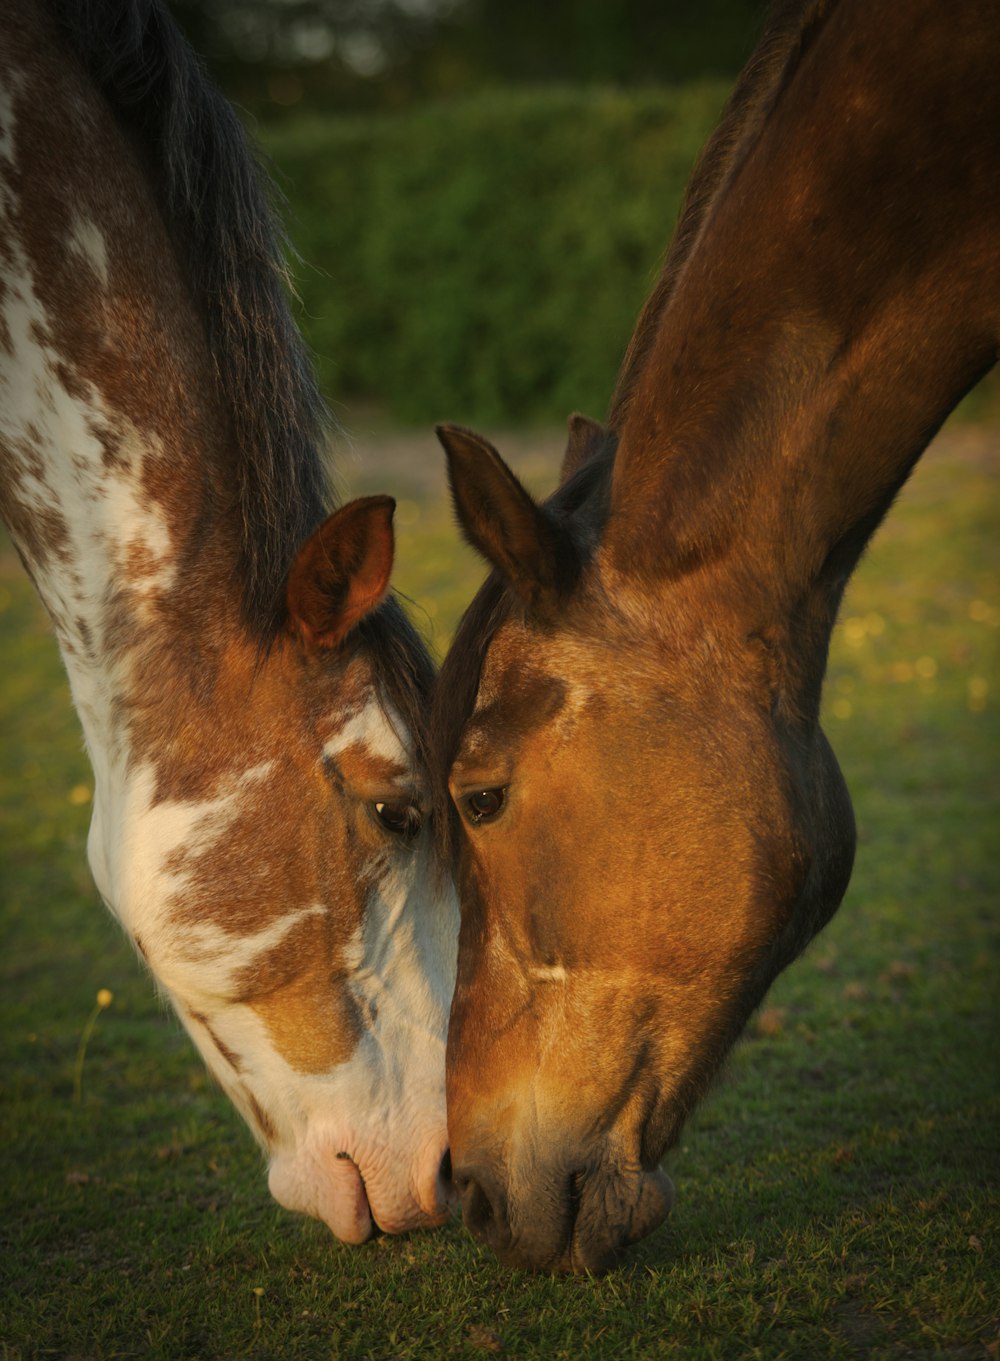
left=434, top=0, right=1000, bottom=1273
left=0, top=1, right=456, bottom=1241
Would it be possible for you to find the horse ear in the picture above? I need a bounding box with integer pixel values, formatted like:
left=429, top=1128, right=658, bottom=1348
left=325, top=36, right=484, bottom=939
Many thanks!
left=286, top=495, right=395, bottom=649
left=436, top=424, right=578, bottom=613
left=561, top=412, right=612, bottom=483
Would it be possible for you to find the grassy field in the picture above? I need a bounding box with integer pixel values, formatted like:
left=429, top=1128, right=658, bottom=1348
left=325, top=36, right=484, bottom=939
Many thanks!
left=1, top=415, right=997, bottom=1360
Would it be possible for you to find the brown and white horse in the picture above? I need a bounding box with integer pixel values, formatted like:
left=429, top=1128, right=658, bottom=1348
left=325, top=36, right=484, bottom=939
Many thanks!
left=0, top=1, right=457, bottom=1242
left=434, top=0, right=999, bottom=1272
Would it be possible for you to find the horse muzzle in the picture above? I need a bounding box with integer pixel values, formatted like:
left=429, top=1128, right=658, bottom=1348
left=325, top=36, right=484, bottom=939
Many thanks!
left=454, top=1148, right=674, bottom=1274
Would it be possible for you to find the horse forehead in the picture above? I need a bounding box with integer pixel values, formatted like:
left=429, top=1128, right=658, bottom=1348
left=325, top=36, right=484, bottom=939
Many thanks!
left=322, top=694, right=413, bottom=773
left=461, top=612, right=773, bottom=783
left=467, top=615, right=665, bottom=738
left=458, top=636, right=573, bottom=767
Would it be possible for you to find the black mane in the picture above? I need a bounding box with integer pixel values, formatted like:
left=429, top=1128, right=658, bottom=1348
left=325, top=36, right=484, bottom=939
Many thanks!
left=51, top=0, right=331, bottom=639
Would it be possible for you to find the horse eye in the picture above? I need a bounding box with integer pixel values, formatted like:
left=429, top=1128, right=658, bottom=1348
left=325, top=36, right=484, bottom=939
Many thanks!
left=372, top=801, right=422, bottom=840
left=464, top=788, right=506, bottom=824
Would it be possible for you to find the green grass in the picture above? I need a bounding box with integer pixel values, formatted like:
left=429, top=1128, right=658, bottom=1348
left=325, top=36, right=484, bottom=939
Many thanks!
left=1, top=421, right=997, bottom=1360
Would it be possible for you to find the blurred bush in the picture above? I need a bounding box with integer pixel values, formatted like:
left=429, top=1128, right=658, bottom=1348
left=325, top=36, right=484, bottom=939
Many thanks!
left=264, top=84, right=728, bottom=427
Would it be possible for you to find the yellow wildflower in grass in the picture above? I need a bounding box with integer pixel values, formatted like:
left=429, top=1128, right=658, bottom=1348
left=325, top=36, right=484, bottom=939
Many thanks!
left=72, top=988, right=114, bottom=1104
left=68, top=785, right=92, bottom=806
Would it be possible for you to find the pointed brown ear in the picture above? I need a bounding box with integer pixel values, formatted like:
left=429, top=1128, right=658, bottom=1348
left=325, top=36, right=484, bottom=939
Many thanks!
left=286, top=495, right=395, bottom=649
left=436, top=424, right=579, bottom=614
left=561, top=412, right=613, bottom=483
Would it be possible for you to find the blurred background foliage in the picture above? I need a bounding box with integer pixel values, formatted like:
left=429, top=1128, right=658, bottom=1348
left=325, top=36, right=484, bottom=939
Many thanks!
left=262, top=85, right=729, bottom=426
left=170, top=0, right=766, bottom=113
left=167, top=1, right=999, bottom=428
left=163, top=0, right=773, bottom=426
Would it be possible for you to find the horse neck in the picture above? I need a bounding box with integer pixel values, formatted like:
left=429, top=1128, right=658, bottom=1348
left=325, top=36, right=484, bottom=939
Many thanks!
left=3, top=6, right=265, bottom=727
left=605, top=0, right=999, bottom=709
left=5, top=346, right=251, bottom=881
left=0, top=132, right=255, bottom=908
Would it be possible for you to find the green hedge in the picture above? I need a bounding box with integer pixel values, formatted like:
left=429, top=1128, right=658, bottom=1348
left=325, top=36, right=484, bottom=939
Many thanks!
left=263, top=85, right=729, bottom=427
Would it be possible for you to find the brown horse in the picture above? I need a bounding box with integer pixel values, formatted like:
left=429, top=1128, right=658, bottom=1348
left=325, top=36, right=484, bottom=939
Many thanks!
left=1, top=1, right=456, bottom=1241
left=433, top=0, right=999, bottom=1273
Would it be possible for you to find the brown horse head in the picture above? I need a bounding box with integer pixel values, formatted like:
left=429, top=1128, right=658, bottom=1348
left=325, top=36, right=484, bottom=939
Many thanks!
left=434, top=0, right=999, bottom=1273
left=434, top=419, right=856, bottom=1271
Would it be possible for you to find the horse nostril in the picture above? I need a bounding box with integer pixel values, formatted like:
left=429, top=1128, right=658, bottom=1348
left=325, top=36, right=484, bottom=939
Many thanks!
left=435, top=1147, right=457, bottom=1212
left=455, top=1164, right=507, bottom=1248
left=439, top=1147, right=453, bottom=1186
left=463, top=1177, right=495, bottom=1235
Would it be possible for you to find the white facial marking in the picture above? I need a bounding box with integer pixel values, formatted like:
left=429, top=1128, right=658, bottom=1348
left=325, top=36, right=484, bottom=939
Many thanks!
left=266, top=840, right=458, bottom=1234
left=264, top=698, right=459, bottom=1232
left=91, top=756, right=273, bottom=936
left=322, top=698, right=411, bottom=770
left=530, top=964, right=568, bottom=983
left=0, top=73, right=21, bottom=166
left=67, top=215, right=110, bottom=289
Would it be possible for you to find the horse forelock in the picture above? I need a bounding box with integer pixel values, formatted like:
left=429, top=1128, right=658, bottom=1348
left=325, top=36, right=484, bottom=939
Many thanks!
left=48, top=0, right=335, bottom=640
left=354, top=594, right=441, bottom=827
left=608, top=0, right=840, bottom=428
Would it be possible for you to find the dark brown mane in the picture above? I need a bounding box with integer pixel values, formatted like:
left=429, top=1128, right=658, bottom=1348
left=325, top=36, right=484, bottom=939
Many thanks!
left=608, top=0, right=838, bottom=428
left=51, top=0, right=333, bottom=640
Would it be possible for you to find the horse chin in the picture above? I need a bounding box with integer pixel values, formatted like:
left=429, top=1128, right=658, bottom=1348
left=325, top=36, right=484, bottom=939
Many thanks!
left=268, top=1130, right=456, bottom=1242
left=369, top=1134, right=459, bottom=1233
left=564, top=1163, right=675, bottom=1276
left=268, top=1147, right=375, bottom=1244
